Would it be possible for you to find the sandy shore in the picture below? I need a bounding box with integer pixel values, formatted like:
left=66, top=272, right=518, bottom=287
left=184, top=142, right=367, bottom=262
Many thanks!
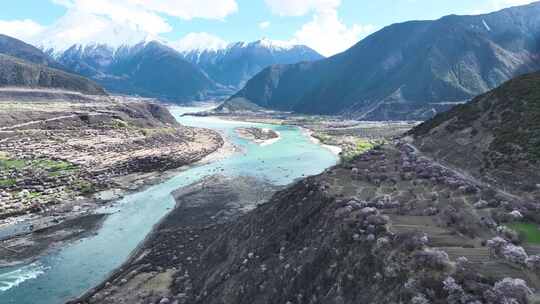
left=235, top=127, right=281, bottom=146
left=260, top=130, right=281, bottom=146
left=301, top=127, right=343, bottom=155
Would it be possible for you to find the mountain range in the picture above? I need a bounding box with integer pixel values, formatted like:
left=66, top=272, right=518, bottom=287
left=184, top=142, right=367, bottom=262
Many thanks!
left=180, top=39, right=323, bottom=89
left=57, top=41, right=219, bottom=101
left=44, top=39, right=322, bottom=102
left=229, top=2, right=540, bottom=120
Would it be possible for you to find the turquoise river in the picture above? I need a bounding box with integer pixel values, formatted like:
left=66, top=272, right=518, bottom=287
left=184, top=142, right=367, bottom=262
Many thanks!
left=0, top=106, right=338, bottom=304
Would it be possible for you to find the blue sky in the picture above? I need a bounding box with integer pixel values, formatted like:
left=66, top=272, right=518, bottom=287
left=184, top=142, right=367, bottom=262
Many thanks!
left=0, top=0, right=534, bottom=56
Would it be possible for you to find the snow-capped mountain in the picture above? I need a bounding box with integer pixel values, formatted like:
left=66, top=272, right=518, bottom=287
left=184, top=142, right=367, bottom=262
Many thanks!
left=7, top=6, right=324, bottom=101
left=30, top=24, right=323, bottom=100
left=177, top=38, right=324, bottom=88
left=32, top=9, right=159, bottom=57
left=53, top=40, right=219, bottom=102
left=50, top=37, right=324, bottom=98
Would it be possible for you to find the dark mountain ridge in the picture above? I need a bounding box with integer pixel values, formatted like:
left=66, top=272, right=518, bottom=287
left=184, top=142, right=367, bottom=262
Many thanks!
left=410, top=70, right=540, bottom=200
left=0, top=54, right=106, bottom=95
left=57, top=41, right=218, bottom=102
left=0, top=34, right=64, bottom=69
left=0, top=35, right=106, bottom=95
left=230, top=2, right=540, bottom=120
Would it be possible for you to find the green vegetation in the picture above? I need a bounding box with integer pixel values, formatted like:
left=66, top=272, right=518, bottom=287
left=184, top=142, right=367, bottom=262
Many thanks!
left=509, top=222, right=540, bottom=244
left=313, top=133, right=332, bottom=144
left=74, top=180, right=96, bottom=195
left=28, top=192, right=42, bottom=199
left=112, top=119, right=130, bottom=129
left=0, top=155, right=77, bottom=174
left=341, top=139, right=377, bottom=162
left=34, top=159, right=77, bottom=172
left=0, top=157, right=27, bottom=170
left=0, top=178, right=16, bottom=187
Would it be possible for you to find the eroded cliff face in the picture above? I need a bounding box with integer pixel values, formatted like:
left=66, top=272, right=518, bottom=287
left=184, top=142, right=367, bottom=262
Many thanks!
left=78, top=144, right=539, bottom=304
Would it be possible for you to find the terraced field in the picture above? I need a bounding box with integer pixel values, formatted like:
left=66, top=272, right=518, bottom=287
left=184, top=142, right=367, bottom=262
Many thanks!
left=319, top=142, right=540, bottom=293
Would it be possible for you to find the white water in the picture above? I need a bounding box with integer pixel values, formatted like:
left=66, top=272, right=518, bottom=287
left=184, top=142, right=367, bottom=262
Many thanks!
left=0, top=263, right=48, bottom=292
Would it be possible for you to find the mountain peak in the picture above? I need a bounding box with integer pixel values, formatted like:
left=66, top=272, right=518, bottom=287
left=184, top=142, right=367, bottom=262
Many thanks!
left=31, top=9, right=160, bottom=55
left=250, top=38, right=296, bottom=51
left=176, top=38, right=310, bottom=55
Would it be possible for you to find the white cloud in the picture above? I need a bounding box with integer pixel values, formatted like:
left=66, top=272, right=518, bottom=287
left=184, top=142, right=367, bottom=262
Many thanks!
left=0, top=0, right=239, bottom=51
left=0, top=19, right=46, bottom=41
left=259, top=21, right=271, bottom=29
left=33, top=9, right=160, bottom=51
left=473, top=0, right=534, bottom=14
left=51, top=0, right=75, bottom=7
left=130, top=0, right=238, bottom=20
left=66, top=0, right=172, bottom=35
left=53, top=0, right=238, bottom=21
left=44, top=0, right=238, bottom=43
left=290, top=9, right=375, bottom=56
left=265, top=0, right=340, bottom=16
left=492, top=0, right=534, bottom=8
left=265, top=0, right=375, bottom=56
left=170, top=32, right=228, bottom=52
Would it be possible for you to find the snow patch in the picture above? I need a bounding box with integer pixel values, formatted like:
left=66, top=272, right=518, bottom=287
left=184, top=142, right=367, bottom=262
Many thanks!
left=255, top=38, right=295, bottom=51
left=482, top=19, right=491, bottom=31
left=31, top=10, right=159, bottom=54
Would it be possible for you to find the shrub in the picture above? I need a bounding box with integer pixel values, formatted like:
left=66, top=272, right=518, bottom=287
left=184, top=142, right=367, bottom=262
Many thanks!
left=412, top=248, right=452, bottom=272
left=484, top=278, right=533, bottom=304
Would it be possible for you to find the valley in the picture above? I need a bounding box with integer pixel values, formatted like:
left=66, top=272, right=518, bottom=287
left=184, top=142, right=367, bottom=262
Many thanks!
left=73, top=139, right=540, bottom=304
left=0, top=106, right=339, bottom=303
left=64, top=71, right=540, bottom=303
left=1, top=1, right=540, bottom=303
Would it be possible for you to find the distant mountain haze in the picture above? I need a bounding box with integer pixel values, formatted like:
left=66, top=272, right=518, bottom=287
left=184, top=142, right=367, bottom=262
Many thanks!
left=230, top=2, right=540, bottom=120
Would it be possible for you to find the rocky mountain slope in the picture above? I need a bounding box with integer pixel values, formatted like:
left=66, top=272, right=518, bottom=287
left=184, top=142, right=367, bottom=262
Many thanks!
left=180, top=39, right=323, bottom=89
left=410, top=71, right=540, bottom=201
left=0, top=54, right=106, bottom=95
left=57, top=41, right=219, bottom=102
left=0, top=34, right=106, bottom=95
left=0, top=34, right=62, bottom=69
left=230, top=2, right=540, bottom=120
